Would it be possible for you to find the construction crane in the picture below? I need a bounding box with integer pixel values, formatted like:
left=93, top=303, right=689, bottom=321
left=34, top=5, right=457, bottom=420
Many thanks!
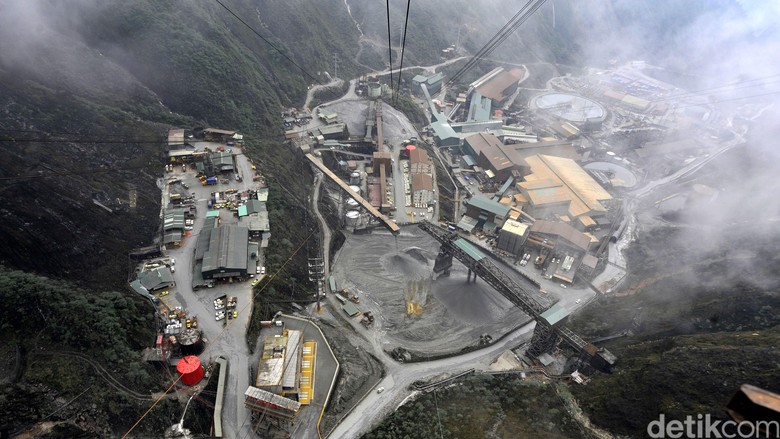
left=418, top=221, right=617, bottom=372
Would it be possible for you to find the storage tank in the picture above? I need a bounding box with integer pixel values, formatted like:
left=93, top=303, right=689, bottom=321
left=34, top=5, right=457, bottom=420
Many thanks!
left=176, top=355, right=204, bottom=386
left=176, top=328, right=204, bottom=356
left=349, top=172, right=360, bottom=185
left=405, top=144, right=416, bottom=158
left=348, top=185, right=361, bottom=196
left=338, top=160, right=348, bottom=172
left=346, top=198, right=359, bottom=207
left=345, top=210, right=360, bottom=227
left=368, top=83, right=382, bottom=98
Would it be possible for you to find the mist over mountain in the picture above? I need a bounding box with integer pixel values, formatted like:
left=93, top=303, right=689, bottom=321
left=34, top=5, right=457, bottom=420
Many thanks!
left=1, top=0, right=779, bottom=437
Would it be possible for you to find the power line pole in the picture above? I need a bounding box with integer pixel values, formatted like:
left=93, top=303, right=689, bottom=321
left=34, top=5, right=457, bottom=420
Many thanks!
left=308, top=257, right=324, bottom=311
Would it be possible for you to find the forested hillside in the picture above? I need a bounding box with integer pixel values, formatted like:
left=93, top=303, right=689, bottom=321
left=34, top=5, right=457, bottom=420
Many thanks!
left=0, top=269, right=163, bottom=436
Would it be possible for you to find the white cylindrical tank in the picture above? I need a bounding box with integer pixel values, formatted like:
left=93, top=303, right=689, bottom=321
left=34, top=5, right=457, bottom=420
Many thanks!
left=347, top=198, right=359, bottom=207
left=349, top=172, right=360, bottom=185
left=345, top=210, right=360, bottom=227
left=368, top=83, right=382, bottom=98
left=348, top=185, right=361, bottom=196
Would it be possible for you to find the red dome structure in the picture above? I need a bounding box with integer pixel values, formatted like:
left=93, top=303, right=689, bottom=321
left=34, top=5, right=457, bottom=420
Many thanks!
left=176, top=355, right=204, bottom=386
left=406, top=144, right=416, bottom=152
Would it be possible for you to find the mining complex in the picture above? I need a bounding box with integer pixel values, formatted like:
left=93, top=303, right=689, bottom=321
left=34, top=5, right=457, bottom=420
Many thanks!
left=127, top=58, right=748, bottom=437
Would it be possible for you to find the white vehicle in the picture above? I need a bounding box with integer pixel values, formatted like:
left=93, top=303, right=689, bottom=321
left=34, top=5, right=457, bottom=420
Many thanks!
left=260, top=266, right=266, bottom=275
left=170, top=265, right=175, bottom=273
left=376, top=387, right=385, bottom=394
left=170, top=258, right=175, bottom=265
left=256, top=266, right=261, bottom=274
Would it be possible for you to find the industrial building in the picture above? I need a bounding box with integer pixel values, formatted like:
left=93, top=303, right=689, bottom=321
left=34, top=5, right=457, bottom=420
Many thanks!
left=470, top=67, right=525, bottom=104
left=244, top=386, right=301, bottom=421
left=318, top=123, right=348, bottom=140
left=245, top=209, right=270, bottom=242
left=498, top=140, right=581, bottom=173
left=409, top=148, right=432, bottom=174
left=163, top=208, right=187, bottom=246
left=467, top=92, right=493, bottom=122
left=430, top=118, right=460, bottom=147
left=201, top=225, right=251, bottom=279
left=411, top=173, right=434, bottom=207
left=137, top=266, right=175, bottom=291
left=497, top=219, right=529, bottom=256
left=409, top=147, right=434, bottom=207
left=256, top=329, right=303, bottom=397
left=210, top=151, right=234, bottom=173
left=462, top=132, right=515, bottom=181
left=526, top=219, right=597, bottom=283
left=460, top=195, right=511, bottom=233
left=412, top=72, right=444, bottom=96
left=517, top=154, right=612, bottom=228
left=203, top=128, right=237, bottom=142
left=168, top=129, right=185, bottom=147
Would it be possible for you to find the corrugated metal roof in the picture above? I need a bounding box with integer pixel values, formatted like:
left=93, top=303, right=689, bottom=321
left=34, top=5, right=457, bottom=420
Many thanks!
left=456, top=215, right=478, bottom=232
left=464, top=132, right=513, bottom=172
left=540, top=304, right=569, bottom=326
left=462, top=155, right=476, bottom=166
left=245, top=386, right=301, bottom=412
left=467, top=195, right=510, bottom=218
left=138, top=267, right=174, bottom=290
left=501, top=219, right=528, bottom=237
left=412, top=173, right=433, bottom=191
left=431, top=120, right=458, bottom=140
left=529, top=220, right=591, bottom=251
left=206, top=210, right=220, bottom=218
left=409, top=148, right=429, bottom=166
left=202, top=225, right=249, bottom=273
left=282, top=330, right=302, bottom=389
left=318, top=123, right=345, bottom=135
left=475, top=67, right=524, bottom=102
left=454, top=238, right=486, bottom=261
left=238, top=205, right=248, bottom=217
left=468, top=92, right=492, bottom=122
left=342, top=302, right=360, bottom=316
left=521, top=154, right=611, bottom=218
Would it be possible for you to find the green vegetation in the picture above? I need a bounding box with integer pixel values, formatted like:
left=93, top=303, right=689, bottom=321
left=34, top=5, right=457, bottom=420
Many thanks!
left=0, top=268, right=168, bottom=436
left=388, top=94, right=428, bottom=128
left=364, top=376, right=589, bottom=439
left=566, top=215, right=780, bottom=435
left=571, top=328, right=780, bottom=436
left=309, top=80, right=352, bottom=110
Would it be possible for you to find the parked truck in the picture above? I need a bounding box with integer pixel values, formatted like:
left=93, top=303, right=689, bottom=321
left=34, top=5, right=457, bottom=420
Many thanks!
left=206, top=177, right=218, bottom=186
left=227, top=296, right=237, bottom=310
left=339, top=289, right=360, bottom=303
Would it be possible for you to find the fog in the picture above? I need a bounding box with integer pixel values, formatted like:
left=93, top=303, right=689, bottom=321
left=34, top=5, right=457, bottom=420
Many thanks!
left=3, top=0, right=780, bottom=269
